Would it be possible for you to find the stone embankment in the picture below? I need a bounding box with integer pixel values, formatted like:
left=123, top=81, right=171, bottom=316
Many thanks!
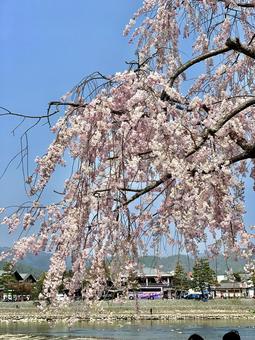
left=0, top=299, right=255, bottom=322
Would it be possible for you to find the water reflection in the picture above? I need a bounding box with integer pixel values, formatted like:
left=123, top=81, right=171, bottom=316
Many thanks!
left=0, top=320, right=254, bottom=339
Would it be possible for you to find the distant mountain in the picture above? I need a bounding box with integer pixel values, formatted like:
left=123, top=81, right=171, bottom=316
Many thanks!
left=0, top=247, right=51, bottom=277
left=139, top=255, right=193, bottom=272
left=0, top=246, right=247, bottom=277
left=139, top=254, right=246, bottom=274
left=18, top=251, right=52, bottom=273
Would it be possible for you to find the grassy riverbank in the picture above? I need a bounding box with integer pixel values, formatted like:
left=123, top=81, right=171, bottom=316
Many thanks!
left=0, top=299, right=255, bottom=322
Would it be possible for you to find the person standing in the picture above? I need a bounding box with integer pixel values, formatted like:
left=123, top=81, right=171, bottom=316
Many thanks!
left=223, top=330, right=241, bottom=339
left=188, top=334, right=204, bottom=340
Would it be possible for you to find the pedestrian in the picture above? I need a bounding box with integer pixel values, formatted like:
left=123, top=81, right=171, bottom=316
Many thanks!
left=188, top=334, right=204, bottom=340
left=223, top=330, right=241, bottom=339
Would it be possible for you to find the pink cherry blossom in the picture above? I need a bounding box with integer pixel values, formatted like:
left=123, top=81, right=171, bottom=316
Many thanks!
left=1, top=0, right=255, bottom=303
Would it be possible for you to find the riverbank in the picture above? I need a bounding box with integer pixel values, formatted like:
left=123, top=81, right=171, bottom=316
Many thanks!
left=0, top=299, right=255, bottom=322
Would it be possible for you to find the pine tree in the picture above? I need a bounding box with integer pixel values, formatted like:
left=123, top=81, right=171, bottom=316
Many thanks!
left=173, top=261, right=189, bottom=297
left=192, top=258, right=216, bottom=297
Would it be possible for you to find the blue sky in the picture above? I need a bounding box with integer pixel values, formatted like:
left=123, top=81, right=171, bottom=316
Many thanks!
left=0, top=0, right=254, bottom=248
left=0, top=0, right=140, bottom=246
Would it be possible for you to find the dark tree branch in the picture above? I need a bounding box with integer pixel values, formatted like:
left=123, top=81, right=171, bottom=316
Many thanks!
left=228, top=131, right=255, bottom=163
left=186, top=97, right=255, bottom=158
left=218, top=0, right=255, bottom=8
left=229, top=145, right=255, bottom=164
left=48, top=101, right=87, bottom=109
left=209, top=97, right=255, bottom=134
left=218, top=0, right=255, bottom=9
left=121, top=174, right=172, bottom=208
left=0, top=102, right=88, bottom=122
left=226, top=38, right=255, bottom=59
left=167, top=37, right=255, bottom=90
left=168, top=46, right=232, bottom=87
left=237, top=2, right=255, bottom=8
left=236, top=3, right=255, bottom=8
left=229, top=131, right=253, bottom=151
left=0, top=106, right=58, bottom=120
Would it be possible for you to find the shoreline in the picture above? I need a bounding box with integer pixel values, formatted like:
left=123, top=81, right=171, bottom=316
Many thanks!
left=0, top=312, right=255, bottom=323
left=0, top=299, right=255, bottom=323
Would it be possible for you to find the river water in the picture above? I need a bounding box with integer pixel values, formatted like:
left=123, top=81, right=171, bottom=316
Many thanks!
left=0, top=320, right=254, bottom=339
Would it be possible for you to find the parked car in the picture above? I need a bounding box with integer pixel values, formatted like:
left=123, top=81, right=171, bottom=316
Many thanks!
left=3, top=297, right=13, bottom=302
left=184, top=293, right=202, bottom=300
left=56, top=293, right=68, bottom=301
left=129, top=291, right=162, bottom=300
left=99, top=289, right=123, bottom=300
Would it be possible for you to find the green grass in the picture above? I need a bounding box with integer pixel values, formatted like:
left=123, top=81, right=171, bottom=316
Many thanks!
left=99, top=299, right=255, bottom=314
left=0, top=299, right=254, bottom=319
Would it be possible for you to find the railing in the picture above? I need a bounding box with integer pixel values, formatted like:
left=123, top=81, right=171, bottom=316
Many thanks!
left=139, top=283, right=172, bottom=288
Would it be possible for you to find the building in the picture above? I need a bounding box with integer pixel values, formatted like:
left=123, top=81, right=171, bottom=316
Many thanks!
left=13, top=271, right=37, bottom=283
left=137, top=267, right=174, bottom=286
left=0, top=269, right=37, bottom=301
left=132, top=267, right=175, bottom=298
left=215, top=282, right=248, bottom=298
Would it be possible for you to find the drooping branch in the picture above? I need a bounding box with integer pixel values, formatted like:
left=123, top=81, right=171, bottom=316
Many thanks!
left=168, top=46, right=232, bottom=87
left=118, top=98, right=255, bottom=206
left=229, top=131, right=254, bottom=151
left=2, top=0, right=255, bottom=304
left=0, top=106, right=58, bottom=120
left=168, top=37, right=255, bottom=89
left=186, top=97, right=255, bottom=158
left=111, top=95, right=255, bottom=208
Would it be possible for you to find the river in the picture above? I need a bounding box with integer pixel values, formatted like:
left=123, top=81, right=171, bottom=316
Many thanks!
left=0, top=320, right=254, bottom=339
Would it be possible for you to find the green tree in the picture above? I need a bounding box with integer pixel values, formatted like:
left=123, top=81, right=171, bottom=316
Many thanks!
left=2, top=262, right=14, bottom=273
left=233, top=272, right=241, bottom=282
left=192, top=258, right=216, bottom=297
left=173, top=261, right=189, bottom=297
left=0, top=262, right=17, bottom=300
left=31, top=272, right=46, bottom=300
left=250, top=271, right=255, bottom=298
left=58, top=270, right=73, bottom=294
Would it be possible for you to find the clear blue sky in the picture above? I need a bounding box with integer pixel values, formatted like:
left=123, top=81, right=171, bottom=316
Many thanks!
left=0, top=0, right=254, bottom=248
left=0, top=0, right=140, bottom=246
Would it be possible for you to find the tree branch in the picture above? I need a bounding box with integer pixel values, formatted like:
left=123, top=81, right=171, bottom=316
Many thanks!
left=48, top=101, right=87, bottom=109
left=236, top=3, right=255, bottom=7
left=218, top=0, right=255, bottom=8
left=0, top=106, right=58, bottom=120
left=114, top=96, right=255, bottom=207
left=229, top=130, right=253, bottom=150
left=168, top=46, right=231, bottom=87
left=167, top=37, right=255, bottom=89
left=209, top=97, right=255, bottom=133
left=226, top=38, right=255, bottom=59
left=228, top=131, right=255, bottom=163
left=186, top=97, right=255, bottom=158
left=229, top=145, right=255, bottom=164
left=121, top=174, right=172, bottom=208
left=0, top=102, right=88, bottom=121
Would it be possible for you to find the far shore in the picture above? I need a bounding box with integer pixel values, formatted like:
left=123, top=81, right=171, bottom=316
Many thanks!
left=0, top=299, right=255, bottom=322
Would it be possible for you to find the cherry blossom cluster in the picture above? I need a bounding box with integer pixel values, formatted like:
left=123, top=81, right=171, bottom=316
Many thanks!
left=1, top=0, right=255, bottom=302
